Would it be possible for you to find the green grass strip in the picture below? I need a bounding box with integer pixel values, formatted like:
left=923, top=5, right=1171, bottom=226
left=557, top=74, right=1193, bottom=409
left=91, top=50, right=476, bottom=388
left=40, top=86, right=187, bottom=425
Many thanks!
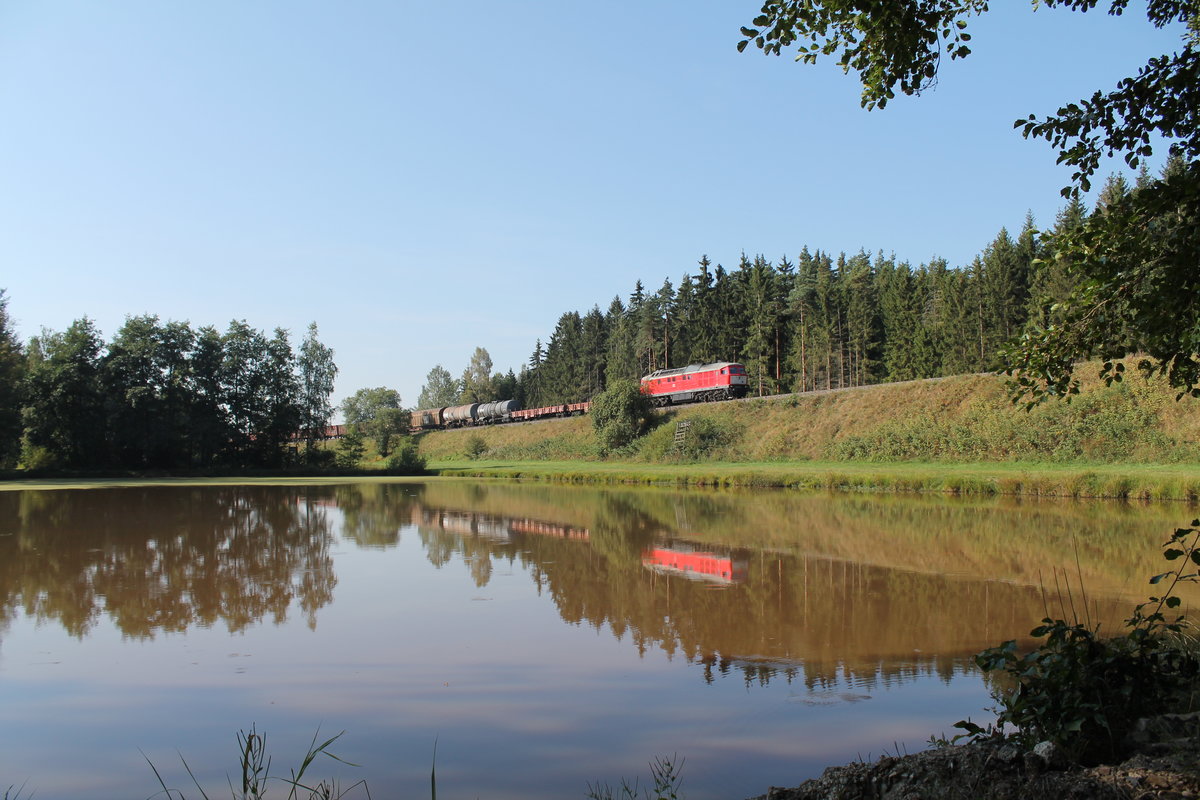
left=427, top=459, right=1200, bottom=501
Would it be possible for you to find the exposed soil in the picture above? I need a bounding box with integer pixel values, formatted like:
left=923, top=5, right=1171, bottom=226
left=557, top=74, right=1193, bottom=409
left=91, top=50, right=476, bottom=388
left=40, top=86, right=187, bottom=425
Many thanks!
left=751, top=713, right=1200, bottom=800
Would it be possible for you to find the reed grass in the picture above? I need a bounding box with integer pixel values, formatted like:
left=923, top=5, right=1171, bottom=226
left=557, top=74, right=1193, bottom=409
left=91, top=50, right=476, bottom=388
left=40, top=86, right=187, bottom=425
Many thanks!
left=144, top=725, right=369, bottom=800
left=586, top=756, right=684, bottom=800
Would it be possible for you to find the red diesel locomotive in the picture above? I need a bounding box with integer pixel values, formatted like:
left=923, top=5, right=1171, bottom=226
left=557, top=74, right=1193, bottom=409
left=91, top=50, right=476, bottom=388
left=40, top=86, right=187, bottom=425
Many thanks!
left=639, top=361, right=749, bottom=407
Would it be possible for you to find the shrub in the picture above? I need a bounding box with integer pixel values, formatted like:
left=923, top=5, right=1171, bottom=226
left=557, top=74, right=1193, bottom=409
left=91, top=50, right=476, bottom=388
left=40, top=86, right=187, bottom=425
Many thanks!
left=671, top=417, right=732, bottom=461
left=959, top=520, right=1200, bottom=764
left=464, top=434, right=487, bottom=459
left=591, top=380, right=654, bottom=452
left=385, top=439, right=426, bottom=474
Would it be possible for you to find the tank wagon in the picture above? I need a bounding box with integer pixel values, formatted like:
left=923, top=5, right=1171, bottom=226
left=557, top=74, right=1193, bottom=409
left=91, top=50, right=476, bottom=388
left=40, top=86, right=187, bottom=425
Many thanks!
left=478, top=399, right=521, bottom=420
left=639, top=361, right=748, bottom=406
left=410, top=399, right=589, bottom=432
left=442, top=403, right=480, bottom=428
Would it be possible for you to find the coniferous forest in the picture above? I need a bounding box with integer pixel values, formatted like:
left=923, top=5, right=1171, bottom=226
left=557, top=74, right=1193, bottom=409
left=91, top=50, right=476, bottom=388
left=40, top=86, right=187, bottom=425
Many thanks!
left=510, top=175, right=1143, bottom=410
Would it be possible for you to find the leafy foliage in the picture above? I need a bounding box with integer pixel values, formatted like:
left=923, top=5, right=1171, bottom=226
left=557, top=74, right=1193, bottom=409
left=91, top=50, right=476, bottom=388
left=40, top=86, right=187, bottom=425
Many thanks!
left=959, top=520, right=1200, bottom=763
left=341, top=387, right=408, bottom=457
left=1005, top=158, right=1200, bottom=403
left=458, top=346, right=496, bottom=403
left=385, top=439, right=426, bottom=474
left=737, top=0, right=987, bottom=109
left=21, top=317, right=106, bottom=469
left=464, top=434, right=487, bottom=459
left=416, top=364, right=460, bottom=409
left=590, top=379, right=655, bottom=452
left=297, top=322, right=338, bottom=462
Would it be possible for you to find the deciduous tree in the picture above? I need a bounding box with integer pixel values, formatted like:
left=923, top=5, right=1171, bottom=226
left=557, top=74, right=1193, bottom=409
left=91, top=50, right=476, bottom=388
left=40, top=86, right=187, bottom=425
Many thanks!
left=459, top=347, right=496, bottom=403
left=297, top=322, right=338, bottom=461
left=417, top=365, right=459, bottom=409
left=590, top=378, right=654, bottom=452
left=342, top=386, right=409, bottom=457
left=22, top=318, right=106, bottom=469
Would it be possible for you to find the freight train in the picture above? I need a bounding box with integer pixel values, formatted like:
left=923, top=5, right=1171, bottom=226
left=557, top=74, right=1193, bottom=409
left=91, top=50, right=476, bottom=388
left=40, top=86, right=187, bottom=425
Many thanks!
left=410, top=400, right=589, bottom=431
left=409, top=360, right=749, bottom=431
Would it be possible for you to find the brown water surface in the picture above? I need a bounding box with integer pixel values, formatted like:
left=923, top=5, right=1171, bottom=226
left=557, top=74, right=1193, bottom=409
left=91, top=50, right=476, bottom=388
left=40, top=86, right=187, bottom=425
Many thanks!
left=0, top=481, right=1193, bottom=798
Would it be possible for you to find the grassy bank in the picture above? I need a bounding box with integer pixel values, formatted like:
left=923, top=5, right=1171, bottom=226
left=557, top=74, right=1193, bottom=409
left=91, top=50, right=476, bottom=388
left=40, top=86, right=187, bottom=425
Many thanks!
left=416, top=362, right=1200, bottom=499
left=428, top=458, right=1200, bottom=500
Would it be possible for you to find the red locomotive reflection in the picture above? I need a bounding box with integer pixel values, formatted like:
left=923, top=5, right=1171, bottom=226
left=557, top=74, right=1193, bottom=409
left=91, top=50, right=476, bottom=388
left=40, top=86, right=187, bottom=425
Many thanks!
left=642, top=544, right=747, bottom=584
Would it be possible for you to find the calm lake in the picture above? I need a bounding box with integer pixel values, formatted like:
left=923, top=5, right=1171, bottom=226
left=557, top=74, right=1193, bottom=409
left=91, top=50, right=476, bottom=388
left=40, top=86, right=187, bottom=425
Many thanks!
left=0, top=480, right=1195, bottom=799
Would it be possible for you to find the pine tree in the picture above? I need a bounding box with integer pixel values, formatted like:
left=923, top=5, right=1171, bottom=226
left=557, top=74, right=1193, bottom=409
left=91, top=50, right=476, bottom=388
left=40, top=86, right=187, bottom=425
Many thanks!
left=604, top=297, right=640, bottom=385
left=741, top=254, right=782, bottom=395
left=691, top=256, right=719, bottom=362
left=979, top=227, right=1031, bottom=360
left=580, top=306, right=608, bottom=398
left=1027, top=199, right=1087, bottom=331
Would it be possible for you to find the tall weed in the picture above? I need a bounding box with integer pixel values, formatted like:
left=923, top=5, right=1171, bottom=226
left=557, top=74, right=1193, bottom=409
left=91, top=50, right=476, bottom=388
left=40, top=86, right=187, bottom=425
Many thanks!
left=145, top=725, right=368, bottom=800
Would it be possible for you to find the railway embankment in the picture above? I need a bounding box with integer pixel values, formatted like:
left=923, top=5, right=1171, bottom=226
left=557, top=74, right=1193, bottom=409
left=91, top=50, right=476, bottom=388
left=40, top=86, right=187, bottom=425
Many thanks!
left=414, top=364, right=1200, bottom=500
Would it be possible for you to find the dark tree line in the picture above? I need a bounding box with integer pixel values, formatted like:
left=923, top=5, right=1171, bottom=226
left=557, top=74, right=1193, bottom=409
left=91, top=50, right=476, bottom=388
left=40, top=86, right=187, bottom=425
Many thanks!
left=0, top=300, right=337, bottom=471
left=514, top=185, right=1154, bottom=407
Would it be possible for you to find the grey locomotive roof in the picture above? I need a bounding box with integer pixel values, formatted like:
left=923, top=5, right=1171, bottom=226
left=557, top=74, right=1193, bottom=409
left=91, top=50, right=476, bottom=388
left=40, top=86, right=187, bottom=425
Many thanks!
left=644, top=361, right=739, bottom=379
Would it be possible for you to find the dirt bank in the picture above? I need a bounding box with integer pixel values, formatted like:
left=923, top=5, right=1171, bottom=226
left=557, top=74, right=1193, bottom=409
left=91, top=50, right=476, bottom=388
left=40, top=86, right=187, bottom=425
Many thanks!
left=753, top=714, right=1200, bottom=800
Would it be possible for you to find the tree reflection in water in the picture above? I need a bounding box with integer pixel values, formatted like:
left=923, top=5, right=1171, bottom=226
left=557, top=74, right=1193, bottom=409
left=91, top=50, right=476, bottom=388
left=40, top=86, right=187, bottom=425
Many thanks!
left=0, top=486, right=339, bottom=639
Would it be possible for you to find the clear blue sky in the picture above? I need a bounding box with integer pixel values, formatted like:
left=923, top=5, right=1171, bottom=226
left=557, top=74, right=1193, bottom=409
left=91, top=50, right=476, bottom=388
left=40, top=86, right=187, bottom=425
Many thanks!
left=0, top=1, right=1186, bottom=409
